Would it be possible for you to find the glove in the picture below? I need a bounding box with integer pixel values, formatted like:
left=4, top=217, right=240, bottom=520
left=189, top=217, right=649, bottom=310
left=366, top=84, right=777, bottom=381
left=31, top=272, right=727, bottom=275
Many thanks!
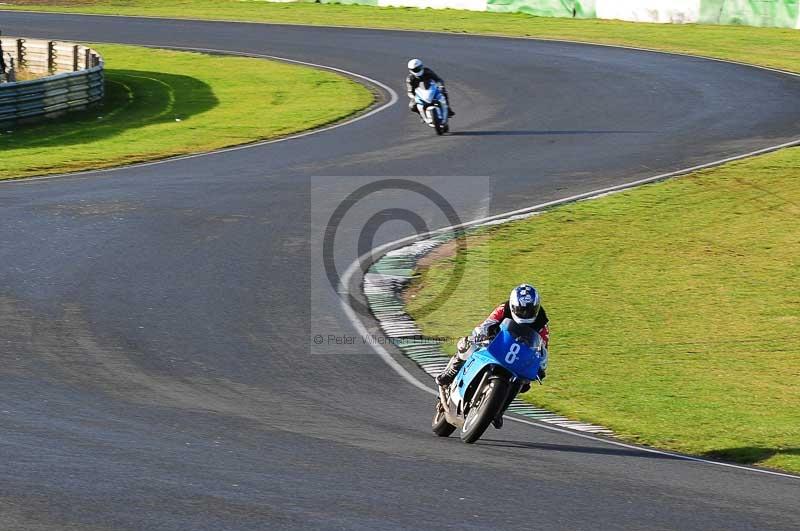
left=539, top=324, right=550, bottom=347
left=537, top=347, right=548, bottom=381
left=456, top=336, right=471, bottom=354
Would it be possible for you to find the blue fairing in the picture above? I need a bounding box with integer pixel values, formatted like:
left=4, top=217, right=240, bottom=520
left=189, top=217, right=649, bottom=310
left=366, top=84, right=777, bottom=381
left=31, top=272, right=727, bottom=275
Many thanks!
left=455, top=322, right=543, bottom=392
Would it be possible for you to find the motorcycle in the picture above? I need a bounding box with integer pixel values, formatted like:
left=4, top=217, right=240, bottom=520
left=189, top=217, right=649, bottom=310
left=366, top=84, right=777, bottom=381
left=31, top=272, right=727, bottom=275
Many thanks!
left=432, top=318, right=546, bottom=444
left=414, top=80, right=450, bottom=135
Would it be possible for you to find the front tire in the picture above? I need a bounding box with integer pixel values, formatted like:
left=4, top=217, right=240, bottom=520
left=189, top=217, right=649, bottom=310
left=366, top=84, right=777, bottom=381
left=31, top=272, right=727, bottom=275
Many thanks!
left=432, top=401, right=456, bottom=437
left=460, top=377, right=509, bottom=444
left=433, top=112, right=444, bottom=136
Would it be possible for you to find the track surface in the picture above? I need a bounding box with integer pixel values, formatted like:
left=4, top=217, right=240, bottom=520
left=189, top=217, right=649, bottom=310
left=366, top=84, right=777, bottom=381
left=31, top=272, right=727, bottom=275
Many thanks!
left=2, top=12, right=800, bottom=530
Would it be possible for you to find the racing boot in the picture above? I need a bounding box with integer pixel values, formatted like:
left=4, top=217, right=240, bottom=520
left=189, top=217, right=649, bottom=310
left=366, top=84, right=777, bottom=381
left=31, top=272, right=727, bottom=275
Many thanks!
left=492, top=414, right=503, bottom=429
left=435, top=356, right=465, bottom=387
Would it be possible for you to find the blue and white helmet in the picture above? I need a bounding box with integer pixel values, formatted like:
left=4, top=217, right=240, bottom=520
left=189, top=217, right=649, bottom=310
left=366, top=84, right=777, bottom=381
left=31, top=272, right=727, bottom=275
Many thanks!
left=408, top=58, right=424, bottom=77
left=509, top=284, right=541, bottom=324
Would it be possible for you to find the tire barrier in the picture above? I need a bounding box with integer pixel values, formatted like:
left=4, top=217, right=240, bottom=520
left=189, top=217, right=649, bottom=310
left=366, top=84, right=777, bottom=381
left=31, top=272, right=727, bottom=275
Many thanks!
left=0, top=37, right=104, bottom=125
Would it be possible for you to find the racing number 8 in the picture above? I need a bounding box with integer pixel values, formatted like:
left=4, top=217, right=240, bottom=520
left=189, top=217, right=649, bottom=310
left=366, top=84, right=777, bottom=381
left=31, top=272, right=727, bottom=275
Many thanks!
left=505, top=343, right=521, bottom=364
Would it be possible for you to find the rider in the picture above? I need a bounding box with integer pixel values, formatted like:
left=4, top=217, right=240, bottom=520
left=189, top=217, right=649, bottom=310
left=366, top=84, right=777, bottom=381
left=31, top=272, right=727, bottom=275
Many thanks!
left=406, top=58, right=455, bottom=118
left=436, top=283, right=550, bottom=388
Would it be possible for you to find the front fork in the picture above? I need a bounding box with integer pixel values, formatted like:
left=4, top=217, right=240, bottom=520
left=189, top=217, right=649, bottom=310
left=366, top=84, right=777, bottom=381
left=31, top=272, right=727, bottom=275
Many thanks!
left=467, top=372, right=519, bottom=421
left=437, top=385, right=448, bottom=411
left=498, top=378, right=524, bottom=419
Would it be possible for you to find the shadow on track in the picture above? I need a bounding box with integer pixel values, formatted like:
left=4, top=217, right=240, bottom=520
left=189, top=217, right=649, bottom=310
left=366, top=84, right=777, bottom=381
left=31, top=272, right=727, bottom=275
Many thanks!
left=449, top=130, right=652, bottom=137
left=1, top=70, right=218, bottom=148
left=477, top=439, right=683, bottom=460
left=704, top=447, right=800, bottom=465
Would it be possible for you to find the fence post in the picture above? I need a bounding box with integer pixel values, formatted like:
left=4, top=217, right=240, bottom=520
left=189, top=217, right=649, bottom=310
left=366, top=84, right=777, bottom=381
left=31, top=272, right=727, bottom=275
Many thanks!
left=73, top=45, right=79, bottom=72
left=16, top=38, right=25, bottom=69
left=0, top=30, right=5, bottom=82
left=47, top=40, right=56, bottom=74
left=8, top=58, right=15, bottom=82
left=84, top=48, right=91, bottom=69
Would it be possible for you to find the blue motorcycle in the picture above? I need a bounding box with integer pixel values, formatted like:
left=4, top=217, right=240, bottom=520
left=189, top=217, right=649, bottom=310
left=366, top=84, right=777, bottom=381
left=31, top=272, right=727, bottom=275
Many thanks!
left=433, top=319, right=546, bottom=443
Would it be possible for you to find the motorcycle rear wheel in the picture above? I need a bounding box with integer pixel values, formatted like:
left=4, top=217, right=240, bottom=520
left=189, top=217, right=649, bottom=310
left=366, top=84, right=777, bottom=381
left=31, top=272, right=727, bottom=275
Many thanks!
left=460, top=378, right=509, bottom=444
left=432, top=401, right=456, bottom=437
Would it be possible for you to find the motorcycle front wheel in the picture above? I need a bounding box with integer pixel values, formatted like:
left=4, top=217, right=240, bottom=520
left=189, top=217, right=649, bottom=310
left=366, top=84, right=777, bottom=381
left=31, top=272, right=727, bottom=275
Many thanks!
left=460, top=377, right=509, bottom=444
left=433, top=112, right=445, bottom=136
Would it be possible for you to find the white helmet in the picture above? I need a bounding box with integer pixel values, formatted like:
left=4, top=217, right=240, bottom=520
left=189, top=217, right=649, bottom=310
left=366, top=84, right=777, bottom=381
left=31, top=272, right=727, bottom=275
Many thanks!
left=408, top=58, right=424, bottom=78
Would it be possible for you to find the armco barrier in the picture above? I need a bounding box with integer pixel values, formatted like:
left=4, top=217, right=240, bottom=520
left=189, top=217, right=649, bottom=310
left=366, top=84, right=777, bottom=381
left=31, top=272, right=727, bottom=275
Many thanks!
left=0, top=37, right=104, bottom=124
left=318, top=0, right=800, bottom=28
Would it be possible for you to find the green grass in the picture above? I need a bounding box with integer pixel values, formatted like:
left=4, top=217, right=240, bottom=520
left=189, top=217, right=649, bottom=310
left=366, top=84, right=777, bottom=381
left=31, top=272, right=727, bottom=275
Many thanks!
left=407, top=148, right=800, bottom=473
left=2, top=1, right=799, bottom=72
left=0, top=43, right=372, bottom=179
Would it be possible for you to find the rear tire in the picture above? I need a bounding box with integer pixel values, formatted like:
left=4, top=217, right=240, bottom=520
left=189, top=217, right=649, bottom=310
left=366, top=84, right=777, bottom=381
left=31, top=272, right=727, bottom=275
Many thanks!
left=432, top=401, right=456, bottom=437
left=460, top=377, right=509, bottom=444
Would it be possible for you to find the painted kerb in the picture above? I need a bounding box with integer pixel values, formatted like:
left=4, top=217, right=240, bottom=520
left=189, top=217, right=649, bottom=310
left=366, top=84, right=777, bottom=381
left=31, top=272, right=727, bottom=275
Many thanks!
left=0, top=37, right=104, bottom=124
left=364, top=235, right=614, bottom=434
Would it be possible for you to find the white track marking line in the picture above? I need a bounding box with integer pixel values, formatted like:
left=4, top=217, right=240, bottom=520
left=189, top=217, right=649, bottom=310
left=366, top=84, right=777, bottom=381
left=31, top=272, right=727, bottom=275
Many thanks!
left=1, top=45, right=398, bottom=184
left=508, top=416, right=800, bottom=480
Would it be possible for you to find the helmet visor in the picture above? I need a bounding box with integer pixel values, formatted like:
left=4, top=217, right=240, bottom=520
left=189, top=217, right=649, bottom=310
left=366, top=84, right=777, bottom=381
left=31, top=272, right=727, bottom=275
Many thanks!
left=511, top=302, right=539, bottom=321
left=410, top=66, right=423, bottom=76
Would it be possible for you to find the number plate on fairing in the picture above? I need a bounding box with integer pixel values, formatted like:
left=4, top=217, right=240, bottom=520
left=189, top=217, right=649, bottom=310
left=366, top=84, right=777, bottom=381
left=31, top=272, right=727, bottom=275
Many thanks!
left=485, top=328, right=541, bottom=381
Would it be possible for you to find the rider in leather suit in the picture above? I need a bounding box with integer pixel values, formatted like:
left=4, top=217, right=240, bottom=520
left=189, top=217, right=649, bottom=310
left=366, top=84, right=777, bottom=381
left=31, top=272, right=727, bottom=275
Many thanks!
left=436, top=283, right=549, bottom=386
left=406, top=58, right=455, bottom=117
left=435, top=284, right=550, bottom=429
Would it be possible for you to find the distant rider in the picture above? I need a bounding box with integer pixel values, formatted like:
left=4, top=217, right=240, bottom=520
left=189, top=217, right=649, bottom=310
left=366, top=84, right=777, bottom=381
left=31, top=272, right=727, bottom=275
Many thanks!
left=436, top=283, right=549, bottom=388
left=406, top=58, right=455, bottom=117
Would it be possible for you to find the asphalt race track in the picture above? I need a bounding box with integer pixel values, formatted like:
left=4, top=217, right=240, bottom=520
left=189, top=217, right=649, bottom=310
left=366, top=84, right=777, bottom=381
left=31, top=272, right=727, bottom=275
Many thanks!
left=2, top=12, right=800, bottom=530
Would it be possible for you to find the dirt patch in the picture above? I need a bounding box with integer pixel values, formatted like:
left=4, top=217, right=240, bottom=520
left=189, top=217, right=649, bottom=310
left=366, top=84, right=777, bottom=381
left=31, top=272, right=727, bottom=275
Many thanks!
left=401, top=232, right=492, bottom=305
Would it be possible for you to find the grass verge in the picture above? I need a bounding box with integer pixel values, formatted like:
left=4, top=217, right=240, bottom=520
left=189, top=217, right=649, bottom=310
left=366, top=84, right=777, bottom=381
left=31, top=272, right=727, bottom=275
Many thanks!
left=407, top=147, right=800, bottom=474
left=1, top=1, right=798, bottom=72
left=0, top=43, right=372, bottom=179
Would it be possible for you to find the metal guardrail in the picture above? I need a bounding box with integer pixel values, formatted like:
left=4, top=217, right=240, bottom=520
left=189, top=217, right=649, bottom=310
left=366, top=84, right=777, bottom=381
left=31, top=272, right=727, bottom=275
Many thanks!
left=0, top=37, right=104, bottom=124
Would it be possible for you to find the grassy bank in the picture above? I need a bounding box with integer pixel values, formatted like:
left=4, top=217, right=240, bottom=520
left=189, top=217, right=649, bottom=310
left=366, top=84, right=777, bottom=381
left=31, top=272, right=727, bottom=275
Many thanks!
left=0, top=44, right=372, bottom=179
left=407, top=147, right=800, bottom=473
left=2, top=1, right=799, bottom=72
